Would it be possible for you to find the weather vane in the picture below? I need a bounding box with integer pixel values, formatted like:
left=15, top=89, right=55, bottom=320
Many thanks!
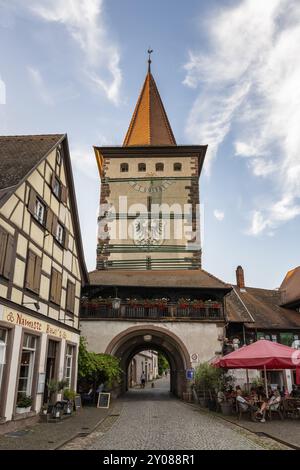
left=148, top=48, right=153, bottom=72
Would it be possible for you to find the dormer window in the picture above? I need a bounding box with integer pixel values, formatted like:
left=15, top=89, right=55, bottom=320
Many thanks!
left=138, top=163, right=146, bottom=172
left=120, top=163, right=128, bottom=173
left=156, top=163, right=164, bottom=172
left=174, top=163, right=182, bottom=171
left=34, top=198, right=46, bottom=225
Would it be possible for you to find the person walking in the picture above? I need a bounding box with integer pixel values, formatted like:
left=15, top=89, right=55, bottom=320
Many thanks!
left=140, top=371, right=146, bottom=389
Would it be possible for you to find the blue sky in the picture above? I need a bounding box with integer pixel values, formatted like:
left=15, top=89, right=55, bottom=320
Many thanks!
left=1, top=0, right=300, bottom=288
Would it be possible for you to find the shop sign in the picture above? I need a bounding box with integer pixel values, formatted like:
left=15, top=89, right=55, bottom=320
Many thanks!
left=2, top=308, right=72, bottom=340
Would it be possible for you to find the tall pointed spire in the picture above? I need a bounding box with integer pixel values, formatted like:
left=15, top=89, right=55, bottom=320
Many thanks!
left=123, top=54, right=176, bottom=147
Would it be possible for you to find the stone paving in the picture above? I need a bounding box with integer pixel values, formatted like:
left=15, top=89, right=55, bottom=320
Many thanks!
left=0, top=404, right=111, bottom=450
left=62, top=377, right=279, bottom=451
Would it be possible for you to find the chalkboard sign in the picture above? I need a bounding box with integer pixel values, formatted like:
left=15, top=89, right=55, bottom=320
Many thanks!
left=97, top=392, right=110, bottom=409
left=74, top=395, right=82, bottom=410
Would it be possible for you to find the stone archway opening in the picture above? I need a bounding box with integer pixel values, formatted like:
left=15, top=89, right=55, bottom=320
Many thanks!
left=105, top=325, right=191, bottom=398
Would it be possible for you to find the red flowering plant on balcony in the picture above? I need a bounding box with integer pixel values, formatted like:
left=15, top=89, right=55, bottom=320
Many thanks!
left=191, top=299, right=205, bottom=309
left=178, top=298, right=190, bottom=309
left=204, top=300, right=222, bottom=309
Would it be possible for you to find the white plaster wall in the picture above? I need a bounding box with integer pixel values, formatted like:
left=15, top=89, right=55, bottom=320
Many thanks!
left=80, top=320, right=224, bottom=368
left=4, top=325, right=22, bottom=421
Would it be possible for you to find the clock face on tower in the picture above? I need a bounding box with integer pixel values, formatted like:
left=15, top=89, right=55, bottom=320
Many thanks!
left=128, top=172, right=174, bottom=193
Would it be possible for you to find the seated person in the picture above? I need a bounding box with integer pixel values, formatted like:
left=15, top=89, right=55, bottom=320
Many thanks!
left=290, top=384, right=300, bottom=398
left=255, top=390, right=281, bottom=422
left=236, top=389, right=257, bottom=413
left=249, top=388, right=258, bottom=404
left=217, top=390, right=226, bottom=405
left=81, top=386, right=94, bottom=404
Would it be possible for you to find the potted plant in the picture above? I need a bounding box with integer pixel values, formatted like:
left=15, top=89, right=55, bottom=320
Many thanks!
left=16, top=394, right=32, bottom=413
left=178, top=298, right=190, bottom=309
left=63, top=389, right=76, bottom=414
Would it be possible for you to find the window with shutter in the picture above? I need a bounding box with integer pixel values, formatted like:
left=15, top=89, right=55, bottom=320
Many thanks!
left=3, top=234, right=14, bottom=280
left=0, top=228, right=14, bottom=280
left=50, top=268, right=62, bottom=305
left=46, top=208, right=54, bottom=232
left=66, top=281, right=75, bottom=313
left=0, top=228, right=8, bottom=275
left=27, top=188, right=37, bottom=216
left=61, top=186, right=68, bottom=204
left=25, top=251, right=41, bottom=293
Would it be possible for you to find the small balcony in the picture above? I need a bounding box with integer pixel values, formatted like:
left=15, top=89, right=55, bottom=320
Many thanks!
left=80, top=299, right=224, bottom=321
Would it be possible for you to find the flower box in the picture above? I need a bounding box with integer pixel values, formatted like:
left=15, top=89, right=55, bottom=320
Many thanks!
left=16, top=406, right=31, bottom=414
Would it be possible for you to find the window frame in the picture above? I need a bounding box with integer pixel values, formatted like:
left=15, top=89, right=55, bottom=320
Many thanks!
left=120, top=163, right=129, bottom=173
left=138, top=163, right=146, bottom=172
left=173, top=163, right=182, bottom=172
left=17, top=334, right=37, bottom=401
left=155, top=163, right=164, bottom=172
left=52, top=177, right=61, bottom=199
left=0, top=328, right=7, bottom=396
left=34, top=198, right=46, bottom=225
left=64, top=344, right=74, bottom=387
left=55, top=222, right=65, bottom=245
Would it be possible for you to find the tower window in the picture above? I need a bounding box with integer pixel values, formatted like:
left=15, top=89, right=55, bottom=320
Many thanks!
left=156, top=163, right=164, bottom=172
left=174, top=163, right=182, bottom=171
left=120, top=163, right=128, bottom=173
left=138, top=163, right=146, bottom=172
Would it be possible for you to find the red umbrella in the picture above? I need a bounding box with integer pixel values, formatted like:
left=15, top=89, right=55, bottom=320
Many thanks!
left=217, top=339, right=300, bottom=370
left=214, top=340, right=300, bottom=396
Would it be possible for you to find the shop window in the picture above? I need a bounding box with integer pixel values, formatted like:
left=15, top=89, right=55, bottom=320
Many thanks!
left=44, top=340, right=58, bottom=404
left=0, top=328, right=7, bottom=394
left=174, top=163, right=182, bottom=171
left=120, top=163, right=128, bottom=173
left=25, top=250, right=42, bottom=294
left=64, top=345, right=74, bottom=387
left=0, top=227, right=14, bottom=280
left=17, top=334, right=37, bottom=401
left=138, top=163, right=146, bottom=172
left=156, top=163, right=164, bottom=172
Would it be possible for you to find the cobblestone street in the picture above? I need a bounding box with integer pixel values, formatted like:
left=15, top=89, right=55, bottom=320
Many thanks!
left=62, top=377, right=271, bottom=451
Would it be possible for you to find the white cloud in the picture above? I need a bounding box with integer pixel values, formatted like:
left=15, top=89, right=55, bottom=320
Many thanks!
left=0, top=75, right=6, bottom=105
left=70, top=144, right=98, bottom=180
left=184, top=0, right=300, bottom=234
left=213, top=209, right=224, bottom=222
left=28, top=0, right=121, bottom=104
left=27, top=66, right=54, bottom=105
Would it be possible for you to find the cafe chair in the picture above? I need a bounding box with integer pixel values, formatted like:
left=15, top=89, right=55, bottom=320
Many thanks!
left=237, top=402, right=256, bottom=422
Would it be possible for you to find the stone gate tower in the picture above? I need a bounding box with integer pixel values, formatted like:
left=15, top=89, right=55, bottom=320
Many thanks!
left=95, top=63, right=207, bottom=270
left=81, top=60, right=230, bottom=398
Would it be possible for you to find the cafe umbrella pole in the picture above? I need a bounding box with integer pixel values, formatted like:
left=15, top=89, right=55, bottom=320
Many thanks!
left=264, top=365, right=269, bottom=398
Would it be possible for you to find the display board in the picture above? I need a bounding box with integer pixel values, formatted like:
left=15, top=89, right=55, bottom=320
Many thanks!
left=97, top=392, right=111, bottom=409
left=74, top=395, right=82, bottom=410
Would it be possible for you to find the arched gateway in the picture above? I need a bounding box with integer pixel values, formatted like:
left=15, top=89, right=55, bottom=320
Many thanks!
left=80, top=61, right=232, bottom=397
left=105, top=325, right=190, bottom=396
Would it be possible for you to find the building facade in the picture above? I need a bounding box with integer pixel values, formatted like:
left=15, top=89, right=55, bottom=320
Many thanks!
left=0, top=134, right=88, bottom=424
left=128, top=350, right=158, bottom=388
left=225, top=266, right=300, bottom=391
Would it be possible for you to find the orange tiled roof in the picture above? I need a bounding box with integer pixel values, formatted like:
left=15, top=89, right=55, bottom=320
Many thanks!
left=123, top=72, right=176, bottom=147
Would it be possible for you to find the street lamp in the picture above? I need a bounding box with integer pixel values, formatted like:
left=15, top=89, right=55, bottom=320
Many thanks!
left=112, top=288, right=121, bottom=310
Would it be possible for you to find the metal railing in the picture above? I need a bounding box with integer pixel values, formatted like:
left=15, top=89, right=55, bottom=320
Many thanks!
left=80, top=302, right=224, bottom=320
